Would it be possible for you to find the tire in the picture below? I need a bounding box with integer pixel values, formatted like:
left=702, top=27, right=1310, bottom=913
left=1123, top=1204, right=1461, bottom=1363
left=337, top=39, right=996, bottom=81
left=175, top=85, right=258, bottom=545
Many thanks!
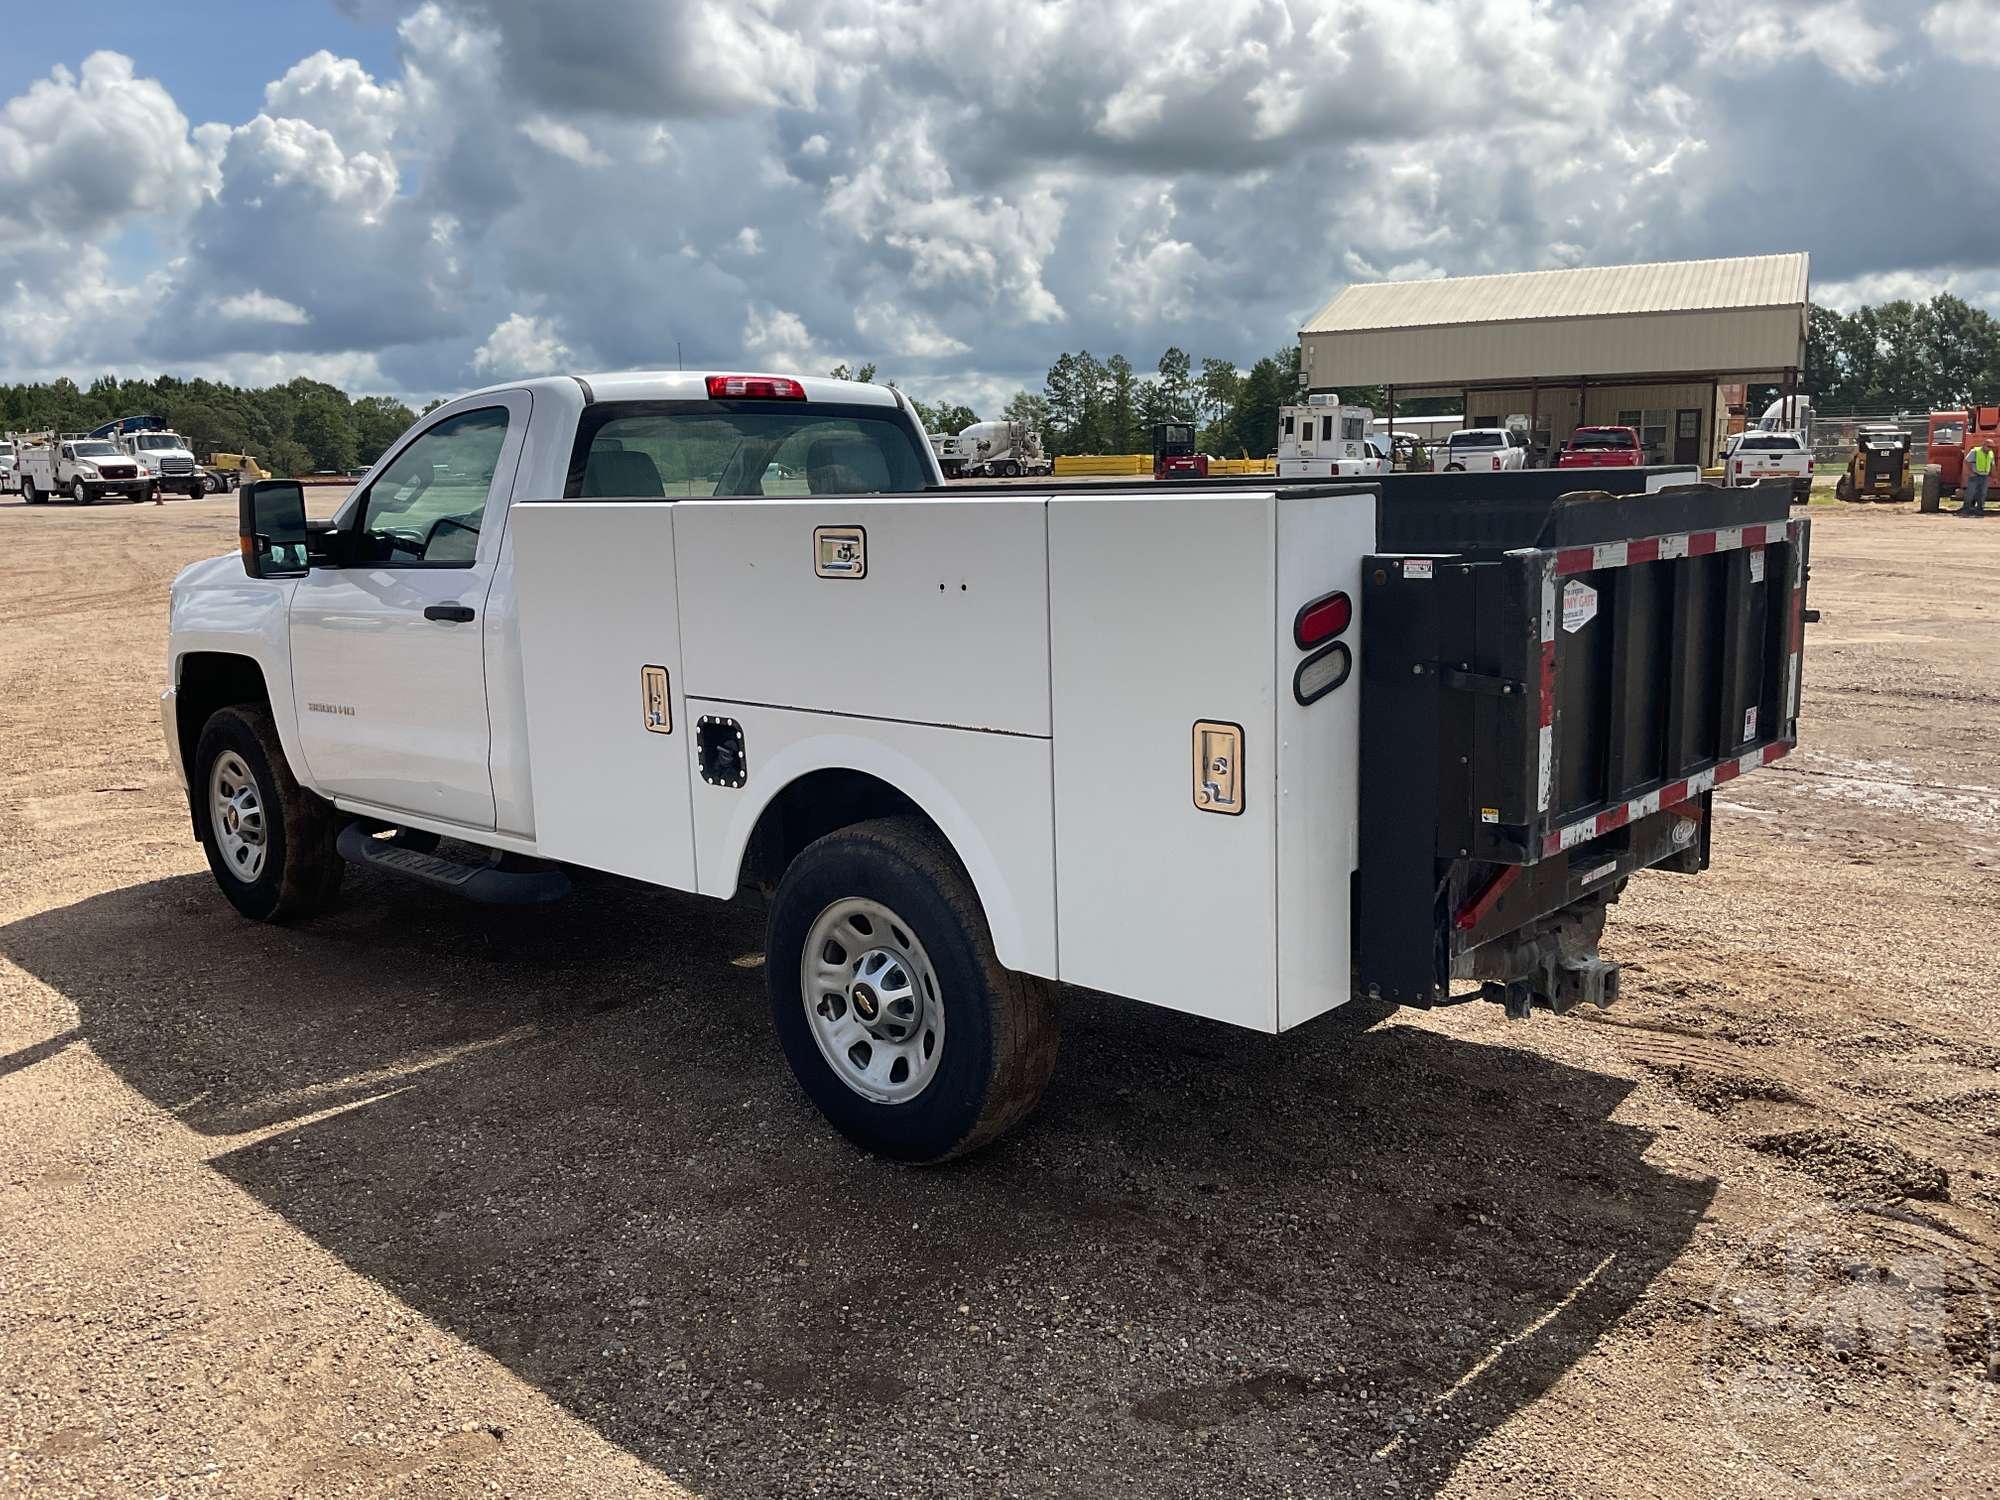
left=201, top=473, right=221, bottom=495
left=71, top=478, right=89, bottom=504
left=1835, top=474, right=1855, bottom=502
left=192, top=705, right=344, bottom=921
left=766, top=816, right=1059, bottom=1162
left=22, top=479, right=41, bottom=504
left=1445, top=463, right=1465, bottom=472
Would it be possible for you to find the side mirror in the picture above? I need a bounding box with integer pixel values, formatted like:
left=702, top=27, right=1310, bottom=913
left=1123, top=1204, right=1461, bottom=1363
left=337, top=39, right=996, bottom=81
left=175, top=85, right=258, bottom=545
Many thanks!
left=239, top=480, right=309, bottom=578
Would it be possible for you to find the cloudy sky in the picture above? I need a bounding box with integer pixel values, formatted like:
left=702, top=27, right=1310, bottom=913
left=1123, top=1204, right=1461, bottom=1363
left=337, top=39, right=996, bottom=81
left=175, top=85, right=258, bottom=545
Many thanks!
left=4, top=0, right=1996, bottom=412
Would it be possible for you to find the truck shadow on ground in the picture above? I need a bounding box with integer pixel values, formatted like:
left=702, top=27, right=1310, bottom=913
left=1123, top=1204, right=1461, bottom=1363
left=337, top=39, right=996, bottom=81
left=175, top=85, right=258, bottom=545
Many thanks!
left=2, top=868, right=1714, bottom=1499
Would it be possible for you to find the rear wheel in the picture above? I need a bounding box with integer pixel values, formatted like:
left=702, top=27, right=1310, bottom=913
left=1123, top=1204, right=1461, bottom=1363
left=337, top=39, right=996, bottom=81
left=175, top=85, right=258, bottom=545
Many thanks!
left=766, top=817, right=1058, bottom=1162
left=193, top=705, right=344, bottom=921
left=22, top=478, right=42, bottom=504
left=1835, top=474, right=1856, bottom=502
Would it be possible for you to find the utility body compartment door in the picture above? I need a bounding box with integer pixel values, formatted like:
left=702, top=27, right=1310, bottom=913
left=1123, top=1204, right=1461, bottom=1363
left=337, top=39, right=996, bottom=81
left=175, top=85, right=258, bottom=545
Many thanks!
left=1047, top=487, right=1372, bottom=1032
left=510, top=500, right=698, bottom=890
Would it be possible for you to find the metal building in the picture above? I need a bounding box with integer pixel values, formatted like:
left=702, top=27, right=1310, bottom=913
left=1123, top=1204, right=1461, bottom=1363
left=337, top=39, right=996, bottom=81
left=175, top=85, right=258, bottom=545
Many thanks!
left=1299, top=253, right=1809, bottom=467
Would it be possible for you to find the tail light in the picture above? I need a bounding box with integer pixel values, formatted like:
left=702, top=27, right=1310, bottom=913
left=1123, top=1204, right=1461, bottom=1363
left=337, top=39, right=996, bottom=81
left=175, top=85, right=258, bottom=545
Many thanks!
left=706, top=375, right=805, bottom=400
left=1292, top=589, right=1354, bottom=705
left=1293, top=590, right=1353, bottom=649
left=1492, top=456, right=1502, bottom=471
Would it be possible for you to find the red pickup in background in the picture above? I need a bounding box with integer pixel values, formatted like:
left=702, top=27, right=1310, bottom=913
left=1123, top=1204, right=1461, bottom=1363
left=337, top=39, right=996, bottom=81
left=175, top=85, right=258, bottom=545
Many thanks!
left=1555, top=426, right=1644, bottom=468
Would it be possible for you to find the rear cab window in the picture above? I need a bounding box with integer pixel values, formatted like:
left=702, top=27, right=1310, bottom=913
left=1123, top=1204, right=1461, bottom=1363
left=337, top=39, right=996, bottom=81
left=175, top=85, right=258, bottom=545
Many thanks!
left=564, top=402, right=931, bottom=499
left=1448, top=430, right=1504, bottom=449
left=1738, top=435, right=1802, bottom=452
left=1569, top=428, right=1638, bottom=450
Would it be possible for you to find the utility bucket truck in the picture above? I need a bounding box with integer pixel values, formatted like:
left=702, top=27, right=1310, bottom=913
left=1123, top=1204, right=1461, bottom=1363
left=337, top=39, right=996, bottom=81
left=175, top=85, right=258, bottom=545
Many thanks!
left=166, top=370, right=1810, bottom=1162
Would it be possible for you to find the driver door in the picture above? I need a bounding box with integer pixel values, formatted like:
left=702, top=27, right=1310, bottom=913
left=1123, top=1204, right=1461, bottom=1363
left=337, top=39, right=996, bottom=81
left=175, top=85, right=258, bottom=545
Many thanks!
left=287, top=392, right=531, bottom=830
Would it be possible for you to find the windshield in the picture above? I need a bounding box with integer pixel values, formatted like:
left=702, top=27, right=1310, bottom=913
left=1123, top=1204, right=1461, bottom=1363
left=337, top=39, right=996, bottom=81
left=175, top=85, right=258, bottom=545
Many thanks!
left=565, top=402, right=931, bottom=498
left=1569, top=429, right=1637, bottom=450
left=132, top=434, right=183, bottom=450
left=72, top=441, right=119, bottom=457
left=1448, top=430, right=1503, bottom=448
left=0, top=443, right=13, bottom=459
left=1739, top=435, right=1801, bottom=451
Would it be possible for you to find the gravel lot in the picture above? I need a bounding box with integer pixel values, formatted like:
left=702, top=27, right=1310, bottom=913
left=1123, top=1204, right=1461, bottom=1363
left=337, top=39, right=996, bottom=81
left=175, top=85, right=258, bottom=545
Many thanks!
left=2, top=491, right=1995, bottom=1499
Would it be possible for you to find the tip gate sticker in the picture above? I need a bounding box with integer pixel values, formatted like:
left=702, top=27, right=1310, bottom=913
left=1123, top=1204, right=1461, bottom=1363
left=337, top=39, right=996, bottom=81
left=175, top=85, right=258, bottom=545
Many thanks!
left=1561, top=579, right=1598, bottom=634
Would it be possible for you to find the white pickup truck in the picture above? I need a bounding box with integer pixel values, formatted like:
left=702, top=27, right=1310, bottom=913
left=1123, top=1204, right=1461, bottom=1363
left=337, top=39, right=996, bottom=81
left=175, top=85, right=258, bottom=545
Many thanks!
left=164, top=370, right=1811, bottom=1160
left=1727, top=431, right=1814, bottom=501
left=1434, top=427, right=1531, bottom=473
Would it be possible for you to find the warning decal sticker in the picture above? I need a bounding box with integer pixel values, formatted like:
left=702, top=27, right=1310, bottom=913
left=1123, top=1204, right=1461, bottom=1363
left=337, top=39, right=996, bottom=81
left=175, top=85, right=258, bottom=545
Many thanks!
left=1561, top=579, right=1598, bottom=634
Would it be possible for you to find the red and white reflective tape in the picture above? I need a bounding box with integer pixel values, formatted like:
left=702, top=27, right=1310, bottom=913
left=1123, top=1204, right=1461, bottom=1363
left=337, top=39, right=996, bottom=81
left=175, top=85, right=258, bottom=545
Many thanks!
left=1551, top=520, right=1789, bottom=578
left=1539, top=740, right=1793, bottom=857
left=1786, top=518, right=1806, bottom=718
left=1536, top=560, right=1557, bottom=813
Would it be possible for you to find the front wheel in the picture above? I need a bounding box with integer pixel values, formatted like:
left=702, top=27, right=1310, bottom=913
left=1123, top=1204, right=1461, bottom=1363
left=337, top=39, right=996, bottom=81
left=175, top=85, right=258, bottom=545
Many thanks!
left=193, top=705, right=344, bottom=921
left=1835, top=474, right=1856, bottom=502
left=201, top=473, right=222, bottom=495
left=766, top=817, right=1058, bottom=1162
left=71, top=478, right=89, bottom=504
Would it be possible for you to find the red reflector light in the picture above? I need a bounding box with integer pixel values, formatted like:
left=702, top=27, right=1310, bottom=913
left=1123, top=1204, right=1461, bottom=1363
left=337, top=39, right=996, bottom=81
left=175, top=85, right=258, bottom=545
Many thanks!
left=1293, top=590, right=1352, bottom=649
left=706, top=374, right=806, bottom=400
left=1491, top=456, right=1502, bottom=470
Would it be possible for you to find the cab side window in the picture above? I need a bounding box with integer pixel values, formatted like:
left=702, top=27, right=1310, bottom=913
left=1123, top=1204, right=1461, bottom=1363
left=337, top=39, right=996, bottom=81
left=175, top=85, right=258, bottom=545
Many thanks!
left=355, top=408, right=509, bottom=566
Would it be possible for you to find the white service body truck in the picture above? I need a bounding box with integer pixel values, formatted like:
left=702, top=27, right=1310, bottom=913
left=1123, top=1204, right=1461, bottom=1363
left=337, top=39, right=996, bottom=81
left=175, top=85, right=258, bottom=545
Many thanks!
left=17, top=435, right=154, bottom=503
left=1276, top=400, right=1385, bottom=479
left=164, top=371, right=1812, bottom=1161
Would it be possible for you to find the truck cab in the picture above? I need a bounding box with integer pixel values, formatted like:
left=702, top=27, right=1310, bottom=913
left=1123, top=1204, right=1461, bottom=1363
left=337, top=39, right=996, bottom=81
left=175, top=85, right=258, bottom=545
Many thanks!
left=164, top=370, right=1810, bottom=1163
left=1927, top=406, right=2000, bottom=495
left=116, top=430, right=203, bottom=497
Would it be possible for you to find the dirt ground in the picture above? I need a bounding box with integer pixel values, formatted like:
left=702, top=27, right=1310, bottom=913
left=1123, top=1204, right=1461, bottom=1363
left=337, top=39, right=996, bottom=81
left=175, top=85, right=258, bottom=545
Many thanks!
left=1, top=491, right=1995, bottom=1500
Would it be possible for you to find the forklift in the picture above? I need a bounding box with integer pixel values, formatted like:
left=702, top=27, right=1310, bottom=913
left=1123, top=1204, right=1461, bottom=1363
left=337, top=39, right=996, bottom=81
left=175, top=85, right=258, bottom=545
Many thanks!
left=1835, top=426, right=1914, bottom=502
left=1152, top=421, right=1208, bottom=481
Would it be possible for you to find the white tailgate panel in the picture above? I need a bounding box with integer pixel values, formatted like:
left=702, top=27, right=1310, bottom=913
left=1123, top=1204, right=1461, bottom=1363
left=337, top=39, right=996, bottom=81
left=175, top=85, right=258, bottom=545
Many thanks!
left=1275, top=492, right=1373, bottom=1029
left=1049, top=492, right=1280, bottom=1030
left=510, top=501, right=697, bottom=889
left=675, top=497, right=1051, bottom=735
left=685, top=699, right=1057, bottom=978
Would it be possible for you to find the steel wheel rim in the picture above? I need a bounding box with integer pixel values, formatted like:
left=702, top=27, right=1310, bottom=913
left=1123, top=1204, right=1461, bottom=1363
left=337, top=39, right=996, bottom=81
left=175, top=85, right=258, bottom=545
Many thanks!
left=208, top=750, right=269, bottom=883
left=801, top=897, right=945, bottom=1104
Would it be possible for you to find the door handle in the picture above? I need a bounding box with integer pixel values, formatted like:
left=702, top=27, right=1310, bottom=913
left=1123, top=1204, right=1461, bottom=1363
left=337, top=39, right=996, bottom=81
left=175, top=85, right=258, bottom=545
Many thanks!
left=424, top=604, right=475, bottom=623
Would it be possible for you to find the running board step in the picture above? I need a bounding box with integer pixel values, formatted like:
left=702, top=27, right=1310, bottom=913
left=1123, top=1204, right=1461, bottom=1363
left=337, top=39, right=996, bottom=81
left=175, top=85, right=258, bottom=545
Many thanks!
left=336, top=823, right=570, bottom=904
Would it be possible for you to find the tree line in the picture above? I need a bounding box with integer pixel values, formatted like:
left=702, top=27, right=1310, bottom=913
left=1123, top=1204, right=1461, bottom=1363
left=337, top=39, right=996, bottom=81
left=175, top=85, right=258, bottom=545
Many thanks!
left=1020, top=345, right=1301, bottom=458
left=1807, top=294, right=2000, bottom=413
left=0, top=374, right=417, bottom=475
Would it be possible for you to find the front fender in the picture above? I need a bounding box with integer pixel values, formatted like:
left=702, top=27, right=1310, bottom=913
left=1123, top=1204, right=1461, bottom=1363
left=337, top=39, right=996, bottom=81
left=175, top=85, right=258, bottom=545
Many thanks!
left=167, top=558, right=312, bottom=788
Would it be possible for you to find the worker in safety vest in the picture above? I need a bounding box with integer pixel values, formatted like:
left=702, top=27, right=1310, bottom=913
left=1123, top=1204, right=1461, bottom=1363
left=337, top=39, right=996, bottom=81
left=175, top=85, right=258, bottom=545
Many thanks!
left=1965, top=439, right=1995, bottom=517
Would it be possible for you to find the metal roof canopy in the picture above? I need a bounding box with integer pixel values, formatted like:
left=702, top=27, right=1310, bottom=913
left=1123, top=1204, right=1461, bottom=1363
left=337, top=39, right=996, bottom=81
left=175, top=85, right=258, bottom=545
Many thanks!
left=1301, top=253, right=1809, bottom=390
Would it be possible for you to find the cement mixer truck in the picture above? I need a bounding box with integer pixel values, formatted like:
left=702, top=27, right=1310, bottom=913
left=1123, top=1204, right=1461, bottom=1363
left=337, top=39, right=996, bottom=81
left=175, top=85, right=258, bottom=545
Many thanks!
left=953, top=420, right=1052, bottom=479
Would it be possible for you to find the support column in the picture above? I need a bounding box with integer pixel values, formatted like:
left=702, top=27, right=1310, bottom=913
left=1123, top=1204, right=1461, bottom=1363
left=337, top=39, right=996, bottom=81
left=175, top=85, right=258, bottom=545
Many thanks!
left=1385, top=384, right=1395, bottom=469
left=1529, top=379, right=1541, bottom=465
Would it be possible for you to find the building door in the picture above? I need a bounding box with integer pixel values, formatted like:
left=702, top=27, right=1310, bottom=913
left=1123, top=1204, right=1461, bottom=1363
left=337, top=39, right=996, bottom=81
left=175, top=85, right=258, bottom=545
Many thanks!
left=1674, top=409, right=1702, bottom=465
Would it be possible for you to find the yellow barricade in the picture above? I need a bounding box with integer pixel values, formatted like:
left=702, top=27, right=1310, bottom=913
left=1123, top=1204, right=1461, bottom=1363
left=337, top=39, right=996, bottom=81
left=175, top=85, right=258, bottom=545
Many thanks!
left=1053, top=454, right=1151, bottom=476
left=1208, top=458, right=1277, bottom=475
